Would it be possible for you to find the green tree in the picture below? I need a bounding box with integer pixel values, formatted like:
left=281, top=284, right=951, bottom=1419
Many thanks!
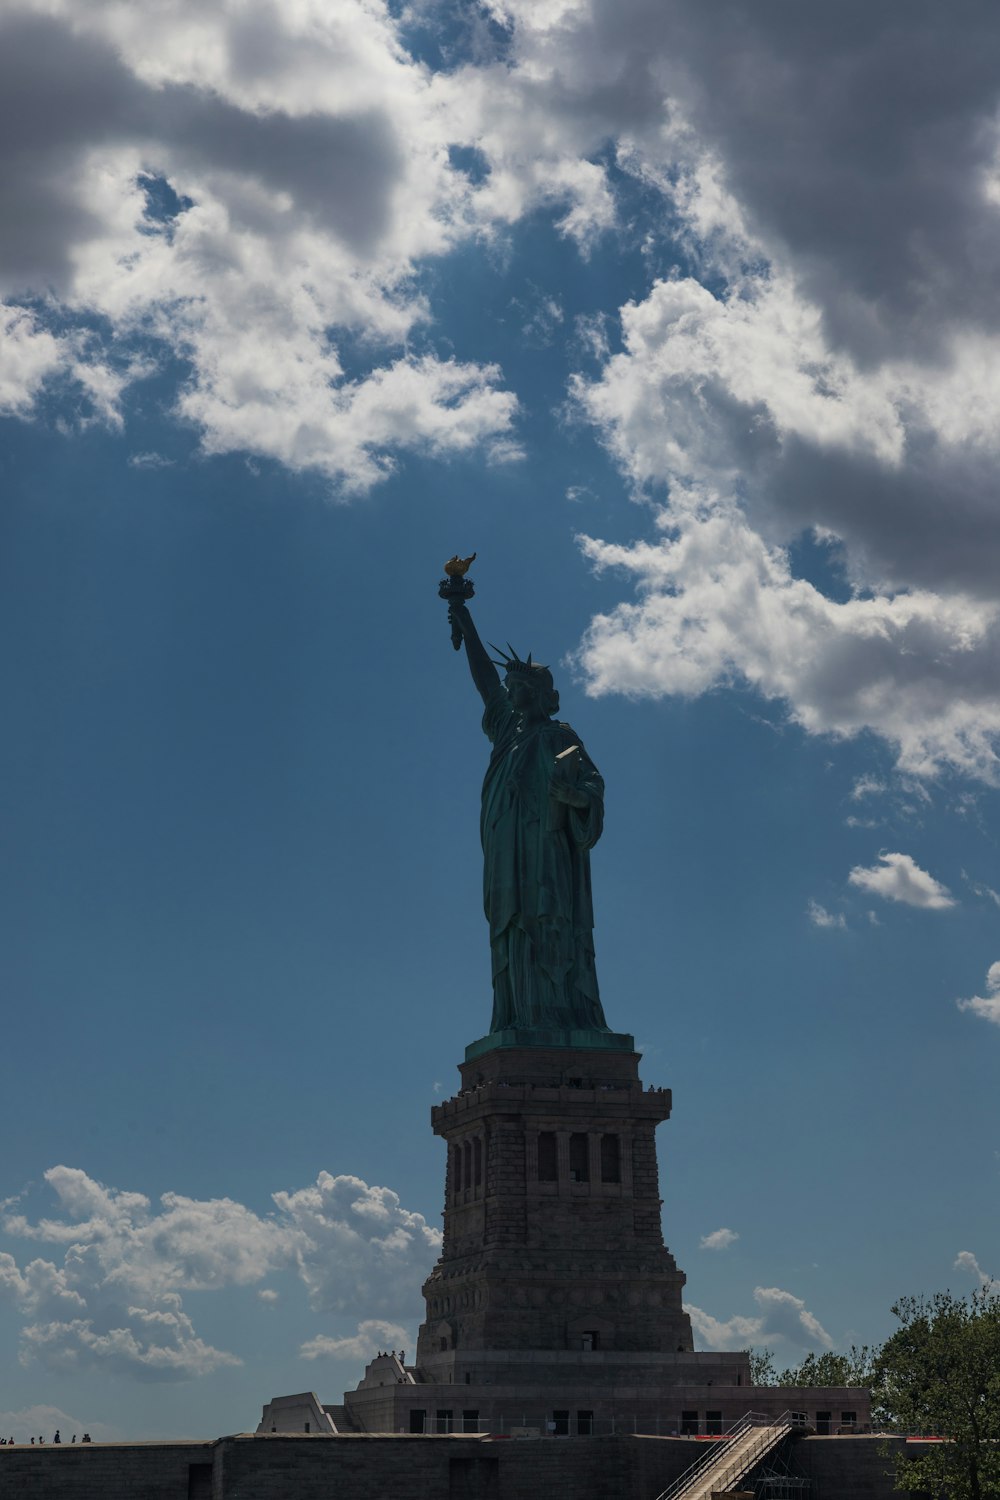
left=776, top=1345, right=880, bottom=1390
left=876, top=1285, right=1000, bottom=1499
left=749, top=1347, right=777, bottom=1385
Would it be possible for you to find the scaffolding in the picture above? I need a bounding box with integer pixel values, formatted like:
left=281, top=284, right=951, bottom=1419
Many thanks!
left=749, top=1432, right=812, bottom=1499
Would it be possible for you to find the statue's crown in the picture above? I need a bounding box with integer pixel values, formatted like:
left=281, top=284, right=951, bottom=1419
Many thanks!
left=489, top=643, right=548, bottom=677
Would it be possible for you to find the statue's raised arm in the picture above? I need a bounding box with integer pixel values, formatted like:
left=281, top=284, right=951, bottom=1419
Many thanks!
left=437, top=555, right=615, bottom=1047
left=448, top=598, right=501, bottom=706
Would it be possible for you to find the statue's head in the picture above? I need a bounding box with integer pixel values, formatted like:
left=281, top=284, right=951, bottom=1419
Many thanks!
left=491, top=643, right=560, bottom=717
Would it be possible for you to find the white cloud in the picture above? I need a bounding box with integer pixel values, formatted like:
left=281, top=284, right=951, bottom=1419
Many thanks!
left=0, top=1, right=528, bottom=490
left=0, top=1404, right=119, bottom=1445
left=512, top=286, right=565, bottom=347
left=568, top=255, right=1000, bottom=785
left=0, top=308, right=71, bottom=417
left=686, top=1285, right=833, bottom=1354
left=962, top=874, right=1000, bottom=909
left=848, top=853, right=955, bottom=910
left=0, top=308, right=123, bottom=428
left=300, top=1318, right=410, bottom=1362
left=954, top=1250, right=995, bottom=1288
left=127, top=451, right=174, bottom=469
left=851, top=776, right=886, bottom=802
left=0, top=1166, right=440, bottom=1381
left=7, top=0, right=1000, bottom=773
left=700, top=1227, right=739, bottom=1251
left=20, top=1306, right=241, bottom=1380
left=272, top=1172, right=441, bottom=1317
left=576, top=507, right=1000, bottom=782
left=517, top=6, right=1000, bottom=784
left=574, top=312, right=610, bottom=363
left=956, top=961, right=1000, bottom=1027
left=179, top=350, right=520, bottom=492
left=807, top=901, right=846, bottom=931
left=257, top=1289, right=279, bottom=1303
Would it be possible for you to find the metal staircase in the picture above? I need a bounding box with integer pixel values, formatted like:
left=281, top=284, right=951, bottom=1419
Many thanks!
left=654, top=1411, right=795, bottom=1500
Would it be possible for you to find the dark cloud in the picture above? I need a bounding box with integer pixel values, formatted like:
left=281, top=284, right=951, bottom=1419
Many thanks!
left=0, top=6, right=405, bottom=296
left=0, top=13, right=140, bottom=291
left=655, top=368, right=1000, bottom=599
left=768, top=434, right=1000, bottom=601
left=603, top=0, right=1000, bottom=360
left=157, top=92, right=404, bottom=253
left=494, top=0, right=1000, bottom=359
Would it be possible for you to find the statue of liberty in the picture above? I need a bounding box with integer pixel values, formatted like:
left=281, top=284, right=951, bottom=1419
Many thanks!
left=444, top=577, right=612, bottom=1039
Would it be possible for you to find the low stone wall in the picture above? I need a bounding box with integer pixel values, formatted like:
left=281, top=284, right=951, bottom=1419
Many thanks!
left=793, top=1434, right=936, bottom=1499
left=224, top=1434, right=651, bottom=1500
left=0, top=1433, right=688, bottom=1500
left=0, top=1439, right=215, bottom=1499
left=0, top=1430, right=942, bottom=1499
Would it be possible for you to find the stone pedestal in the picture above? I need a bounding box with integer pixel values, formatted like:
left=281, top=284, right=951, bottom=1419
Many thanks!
left=339, top=1042, right=791, bottom=1436
left=415, top=1044, right=693, bottom=1377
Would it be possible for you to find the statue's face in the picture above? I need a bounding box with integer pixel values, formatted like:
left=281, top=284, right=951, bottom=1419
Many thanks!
left=505, top=673, right=539, bottom=710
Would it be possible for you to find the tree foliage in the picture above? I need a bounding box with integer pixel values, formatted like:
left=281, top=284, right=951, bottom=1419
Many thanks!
left=749, top=1347, right=777, bottom=1385
left=876, top=1285, right=1000, bottom=1500
left=747, top=1284, right=1000, bottom=1499
left=749, top=1343, right=877, bottom=1391
left=775, top=1346, right=879, bottom=1391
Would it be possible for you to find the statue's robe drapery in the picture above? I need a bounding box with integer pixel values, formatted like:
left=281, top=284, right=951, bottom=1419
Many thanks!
left=481, top=684, right=610, bottom=1033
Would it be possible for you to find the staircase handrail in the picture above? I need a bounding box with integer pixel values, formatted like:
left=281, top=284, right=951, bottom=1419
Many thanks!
left=653, top=1412, right=758, bottom=1500
left=653, top=1411, right=795, bottom=1500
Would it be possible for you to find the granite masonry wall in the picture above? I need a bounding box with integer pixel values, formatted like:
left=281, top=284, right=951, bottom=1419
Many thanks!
left=0, top=1432, right=943, bottom=1499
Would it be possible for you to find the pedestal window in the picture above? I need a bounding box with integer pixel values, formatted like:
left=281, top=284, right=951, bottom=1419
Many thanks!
left=569, top=1133, right=589, bottom=1182
left=537, top=1132, right=557, bottom=1182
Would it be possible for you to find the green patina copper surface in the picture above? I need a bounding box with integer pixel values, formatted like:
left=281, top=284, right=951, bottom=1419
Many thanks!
left=442, top=578, right=633, bottom=1058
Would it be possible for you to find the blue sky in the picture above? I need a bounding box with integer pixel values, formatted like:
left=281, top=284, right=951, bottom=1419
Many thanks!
left=1, top=0, right=999, bottom=1442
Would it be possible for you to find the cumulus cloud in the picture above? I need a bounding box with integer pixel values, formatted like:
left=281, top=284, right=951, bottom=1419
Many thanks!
left=851, top=776, right=886, bottom=802
left=0, top=1403, right=119, bottom=1445
left=956, top=961, right=1000, bottom=1027
left=686, top=1285, right=833, bottom=1354
left=807, top=901, right=846, bottom=931
left=0, top=307, right=72, bottom=417
left=272, top=1172, right=441, bottom=1317
left=7, top=0, right=1000, bottom=769
left=699, top=1227, right=738, bottom=1251
left=300, top=1318, right=410, bottom=1362
left=848, top=853, right=955, bottom=910
left=0, top=1166, right=439, bottom=1381
left=468, top=3, right=1000, bottom=783
left=0, top=0, right=527, bottom=488
left=576, top=507, right=1000, bottom=781
left=954, top=1250, right=995, bottom=1287
left=483, top=0, right=1000, bottom=358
